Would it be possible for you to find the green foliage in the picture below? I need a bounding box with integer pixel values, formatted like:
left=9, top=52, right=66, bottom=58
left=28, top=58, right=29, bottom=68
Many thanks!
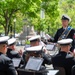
left=0, top=26, right=4, bottom=33
left=32, top=0, right=59, bottom=36
left=25, top=40, right=30, bottom=45
left=14, top=12, right=24, bottom=33
left=0, top=0, right=61, bottom=37
left=0, top=0, right=42, bottom=35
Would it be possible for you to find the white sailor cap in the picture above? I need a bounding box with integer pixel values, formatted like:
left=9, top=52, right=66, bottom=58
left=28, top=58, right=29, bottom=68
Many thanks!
left=26, top=45, right=43, bottom=52
left=8, top=38, right=16, bottom=46
left=61, top=14, right=71, bottom=22
left=28, top=35, right=41, bottom=42
left=57, top=39, right=73, bottom=45
left=0, top=36, right=9, bottom=44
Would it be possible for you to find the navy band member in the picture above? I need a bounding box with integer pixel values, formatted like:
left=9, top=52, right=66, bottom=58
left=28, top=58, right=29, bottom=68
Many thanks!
left=24, top=35, right=48, bottom=53
left=7, top=38, right=21, bottom=59
left=28, top=35, right=41, bottom=47
left=19, top=46, right=50, bottom=75
left=48, top=14, right=75, bottom=52
left=22, top=35, right=50, bottom=66
left=51, top=39, right=75, bottom=75
left=0, top=36, right=16, bottom=75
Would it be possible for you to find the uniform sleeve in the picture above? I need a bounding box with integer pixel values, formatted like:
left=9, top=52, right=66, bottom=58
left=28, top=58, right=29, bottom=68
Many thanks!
left=19, top=53, right=25, bottom=66
left=22, top=51, right=27, bottom=65
left=6, top=60, right=17, bottom=75
left=70, top=29, right=75, bottom=51
left=42, top=53, right=52, bottom=65
left=16, top=53, right=21, bottom=58
left=48, top=29, right=59, bottom=43
left=53, top=30, right=59, bottom=42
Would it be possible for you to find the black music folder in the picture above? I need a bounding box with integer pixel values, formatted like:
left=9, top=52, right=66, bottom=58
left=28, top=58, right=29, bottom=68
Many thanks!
left=25, top=57, right=43, bottom=71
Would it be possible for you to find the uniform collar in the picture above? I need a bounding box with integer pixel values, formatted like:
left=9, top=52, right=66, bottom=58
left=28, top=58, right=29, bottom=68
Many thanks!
left=59, top=51, right=67, bottom=54
left=62, top=26, right=69, bottom=30
left=60, top=51, right=72, bottom=55
left=63, top=27, right=67, bottom=30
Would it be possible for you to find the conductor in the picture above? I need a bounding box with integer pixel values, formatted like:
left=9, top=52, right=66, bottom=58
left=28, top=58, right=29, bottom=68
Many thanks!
left=48, top=14, right=75, bottom=52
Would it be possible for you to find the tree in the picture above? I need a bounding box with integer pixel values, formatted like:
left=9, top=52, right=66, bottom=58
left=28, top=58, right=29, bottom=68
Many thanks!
left=0, top=0, right=59, bottom=37
left=31, top=0, right=59, bottom=36
left=0, top=0, right=41, bottom=35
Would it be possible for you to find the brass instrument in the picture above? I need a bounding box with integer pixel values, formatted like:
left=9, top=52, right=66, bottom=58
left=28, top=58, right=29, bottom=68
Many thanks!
left=25, top=51, right=42, bottom=62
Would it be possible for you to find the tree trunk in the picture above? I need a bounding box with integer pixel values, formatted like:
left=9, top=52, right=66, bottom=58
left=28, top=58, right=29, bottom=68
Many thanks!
left=4, top=26, right=8, bottom=36
left=5, top=22, right=8, bottom=36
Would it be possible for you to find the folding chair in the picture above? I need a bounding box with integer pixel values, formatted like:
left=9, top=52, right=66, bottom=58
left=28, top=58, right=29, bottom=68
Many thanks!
left=17, top=69, right=35, bottom=75
left=54, top=66, right=66, bottom=75
left=71, top=65, right=75, bottom=75
left=17, top=68, right=47, bottom=75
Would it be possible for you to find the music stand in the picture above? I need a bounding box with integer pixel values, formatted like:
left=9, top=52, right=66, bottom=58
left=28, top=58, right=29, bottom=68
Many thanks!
left=25, top=57, right=43, bottom=71
left=12, top=58, right=21, bottom=68
left=46, top=44, right=55, bottom=51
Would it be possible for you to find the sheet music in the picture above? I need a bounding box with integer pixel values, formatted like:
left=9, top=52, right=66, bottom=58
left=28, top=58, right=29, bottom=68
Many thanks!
left=47, top=70, right=59, bottom=75
left=25, top=57, right=43, bottom=71
left=25, top=45, right=30, bottom=48
left=12, top=58, right=21, bottom=67
left=46, top=44, right=55, bottom=50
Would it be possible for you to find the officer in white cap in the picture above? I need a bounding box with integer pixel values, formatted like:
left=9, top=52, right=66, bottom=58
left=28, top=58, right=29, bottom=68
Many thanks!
left=22, top=35, right=51, bottom=66
left=51, top=39, right=75, bottom=75
left=20, top=45, right=51, bottom=75
left=24, top=46, right=43, bottom=62
left=28, top=35, right=41, bottom=46
left=7, top=38, right=22, bottom=59
left=24, top=35, right=48, bottom=54
left=0, top=36, right=16, bottom=75
left=25, top=35, right=46, bottom=47
left=48, top=14, right=75, bottom=52
left=61, top=14, right=71, bottom=22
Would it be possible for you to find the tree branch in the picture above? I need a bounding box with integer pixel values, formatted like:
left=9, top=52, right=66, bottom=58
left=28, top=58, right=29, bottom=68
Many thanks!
left=3, top=9, right=8, bottom=18
left=9, top=9, right=20, bottom=20
left=0, top=22, right=5, bottom=27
